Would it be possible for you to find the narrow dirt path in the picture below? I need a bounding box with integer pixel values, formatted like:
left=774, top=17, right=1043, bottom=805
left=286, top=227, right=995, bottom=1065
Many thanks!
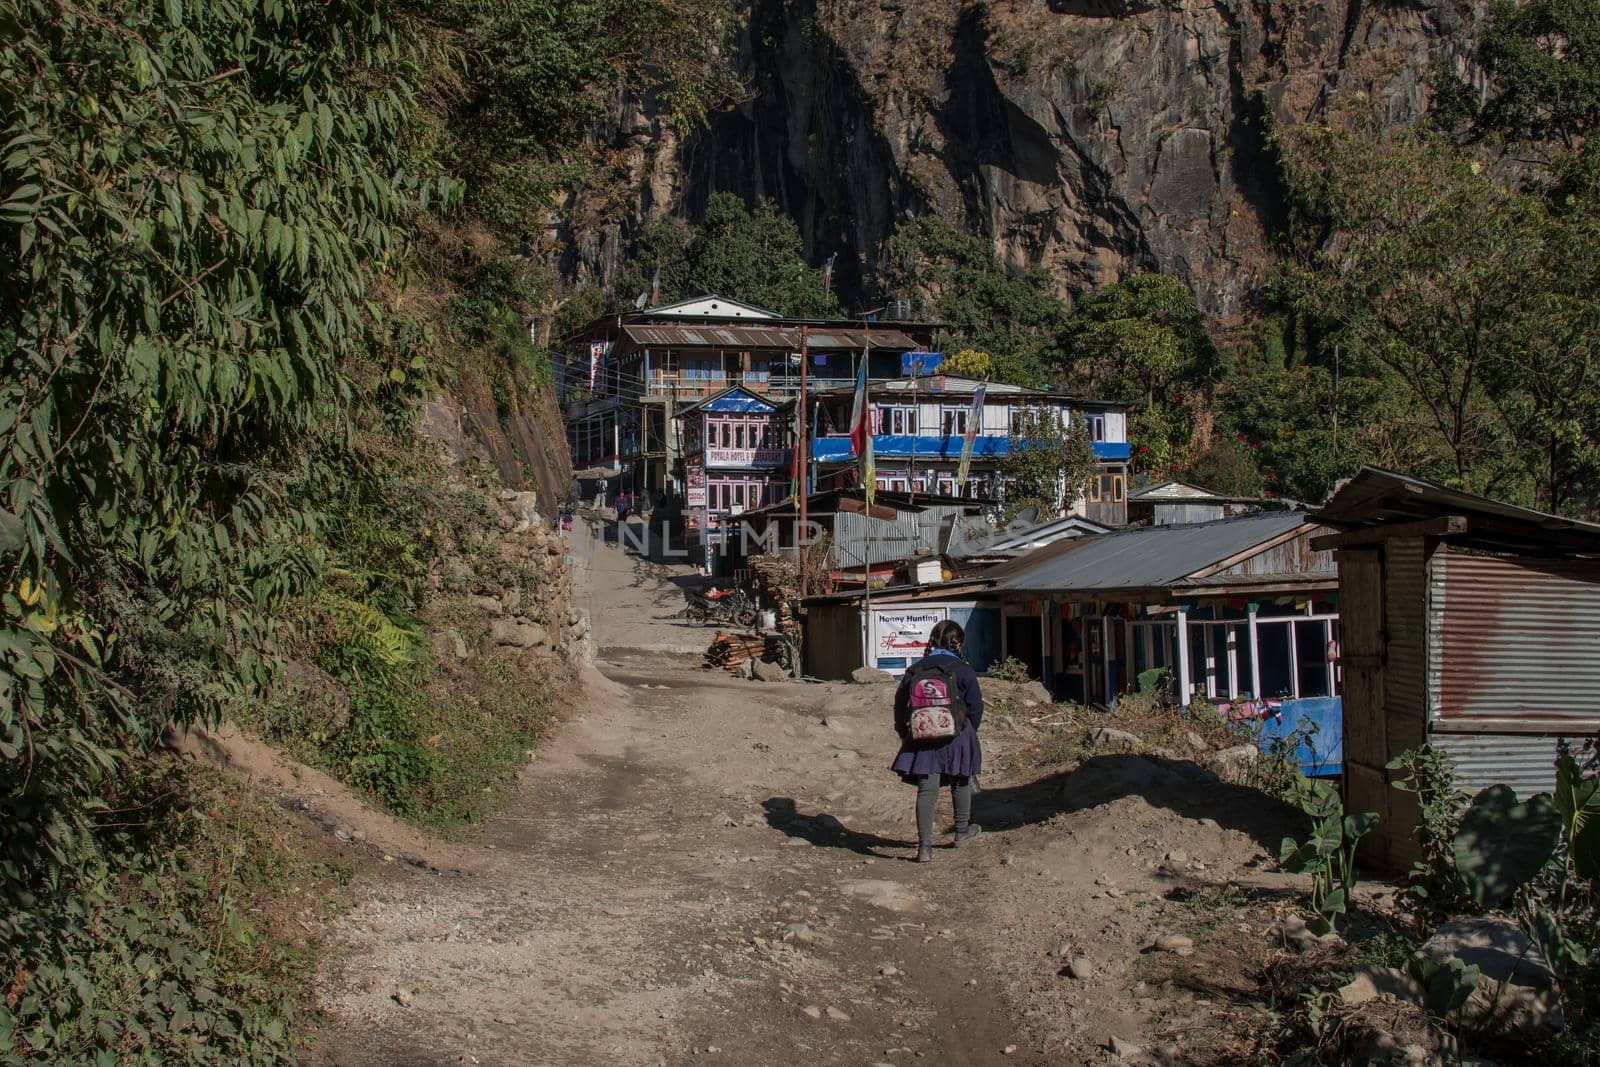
left=308, top=519, right=1302, bottom=1066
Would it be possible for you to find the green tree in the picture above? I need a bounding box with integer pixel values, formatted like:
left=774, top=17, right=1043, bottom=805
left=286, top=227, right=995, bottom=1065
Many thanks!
left=943, top=349, right=994, bottom=379
left=612, top=195, right=837, bottom=316
left=1056, top=274, right=1217, bottom=404
left=879, top=216, right=1064, bottom=385
left=1054, top=274, right=1219, bottom=479
left=1000, top=409, right=1097, bottom=520
left=1435, top=0, right=1600, bottom=153
left=1278, top=119, right=1600, bottom=507
left=681, top=194, right=839, bottom=316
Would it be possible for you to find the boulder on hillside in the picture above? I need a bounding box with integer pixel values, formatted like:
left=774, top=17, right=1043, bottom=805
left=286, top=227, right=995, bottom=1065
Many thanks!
left=489, top=619, right=550, bottom=650
left=850, top=666, right=895, bottom=684
left=1416, top=919, right=1564, bottom=1038
left=1085, top=726, right=1142, bottom=751
left=1021, top=680, right=1052, bottom=704
left=753, top=659, right=790, bottom=683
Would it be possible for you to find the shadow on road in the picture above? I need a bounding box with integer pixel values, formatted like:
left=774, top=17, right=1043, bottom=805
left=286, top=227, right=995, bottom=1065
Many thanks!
left=971, top=754, right=1305, bottom=853
left=760, top=797, right=920, bottom=861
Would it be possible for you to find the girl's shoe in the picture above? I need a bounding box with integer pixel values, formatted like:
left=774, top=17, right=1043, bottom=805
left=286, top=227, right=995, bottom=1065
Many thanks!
left=916, top=845, right=934, bottom=863
left=953, top=825, right=983, bottom=847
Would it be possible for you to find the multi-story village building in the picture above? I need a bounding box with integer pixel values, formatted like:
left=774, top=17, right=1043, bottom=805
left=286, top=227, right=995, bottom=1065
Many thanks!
left=556, top=295, right=937, bottom=502
left=808, top=376, right=1133, bottom=526
left=670, top=386, right=795, bottom=558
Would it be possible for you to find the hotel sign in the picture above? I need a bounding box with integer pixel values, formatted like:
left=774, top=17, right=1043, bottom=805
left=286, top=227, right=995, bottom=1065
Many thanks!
left=705, top=446, right=790, bottom=469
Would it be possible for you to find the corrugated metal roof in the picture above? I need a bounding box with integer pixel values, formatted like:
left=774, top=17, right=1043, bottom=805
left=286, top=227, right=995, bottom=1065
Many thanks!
left=991, top=511, right=1315, bottom=594
left=621, top=324, right=919, bottom=352
left=672, top=386, right=789, bottom=418
left=1315, top=466, right=1600, bottom=555
left=623, top=324, right=796, bottom=349
left=1128, top=480, right=1220, bottom=500
left=808, top=328, right=917, bottom=351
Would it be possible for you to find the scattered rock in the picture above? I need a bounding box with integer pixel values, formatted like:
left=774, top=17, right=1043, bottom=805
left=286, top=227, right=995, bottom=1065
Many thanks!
left=1150, top=933, right=1194, bottom=955
left=445, top=628, right=469, bottom=661
left=1086, top=726, right=1142, bottom=751
left=842, top=879, right=923, bottom=913
left=488, top=619, right=549, bottom=649
left=1001, top=1044, right=1018, bottom=1055
left=1163, top=850, right=1189, bottom=865
left=825, top=1006, right=851, bottom=1021
left=879, top=964, right=900, bottom=977
left=786, top=923, right=817, bottom=943
left=801, top=1005, right=822, bottom=1020
left=468, top=593, right=504, bottom=615
left=1338, top=965, right=1424, bottom=1007
left=1272, top=914, right=1344, bottom=954
left=1065, top=956, right=1095, bottom=980
left=1183, top=730, right=1209, bottom=751
left=752, top=658, right=790, bottom=682
left=1021, top=681, right=1052, bottom=704
left=1108, top=1036, right=1142, bottom=1060
left=1416, top=919, right=1564, bottom=1038
left=1209, top=744, right=1259, bottom=778
left=850, top=666, right=896, bottom=684
left=392, top=990, right=413, bottom=1007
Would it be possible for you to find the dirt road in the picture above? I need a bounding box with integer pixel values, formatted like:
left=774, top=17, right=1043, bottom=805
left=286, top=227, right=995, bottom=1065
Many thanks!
left=310, top=520, right=1302, bottom=1066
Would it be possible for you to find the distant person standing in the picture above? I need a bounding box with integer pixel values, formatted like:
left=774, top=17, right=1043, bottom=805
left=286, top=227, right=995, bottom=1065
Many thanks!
left=890, top=620, right=983, bottom=863
left=616, top=489, right=631, bottom=524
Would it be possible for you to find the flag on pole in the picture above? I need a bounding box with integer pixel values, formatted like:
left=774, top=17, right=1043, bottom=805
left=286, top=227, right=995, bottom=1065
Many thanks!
left=849, top=355, right=875, bottom=505
left=955, top=378, right=987, bottom=490
left=789, top=405, right=803, bottom=507
left=650, top=265, right=662, bottom=306
left=821, top=253, right=836, bottom=292
left=588, top=339, right=605, bottom=389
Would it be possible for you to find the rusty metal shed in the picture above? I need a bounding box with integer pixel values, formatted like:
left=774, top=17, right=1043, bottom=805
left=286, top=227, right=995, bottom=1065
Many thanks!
left=1310, top=467, right=1600, bottom=872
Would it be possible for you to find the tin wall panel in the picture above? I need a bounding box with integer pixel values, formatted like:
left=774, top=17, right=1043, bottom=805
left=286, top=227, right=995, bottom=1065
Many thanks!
left=1430, top=731, right=1588, bottom=798
left=832, top=507, right=967, bottom=569
left=1429, top=551, right=1600, bottom=724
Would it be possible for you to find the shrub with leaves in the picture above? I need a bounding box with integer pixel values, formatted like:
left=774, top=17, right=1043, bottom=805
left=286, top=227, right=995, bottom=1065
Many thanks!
left=1278, top=774, right=1379, bottom=934
left=0, top=0, right=436, bottom=1057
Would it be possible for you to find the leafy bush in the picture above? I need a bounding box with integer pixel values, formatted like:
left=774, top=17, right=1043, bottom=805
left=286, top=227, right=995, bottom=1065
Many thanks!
left=1278, top=774, right=1379, bottom=934
left=986, top=656, right=1034, bottom=684
left=1386, top=744, right=1473, bottom=911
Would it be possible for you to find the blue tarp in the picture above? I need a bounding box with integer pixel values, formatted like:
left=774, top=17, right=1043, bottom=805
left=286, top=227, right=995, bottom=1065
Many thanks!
left=812, top=436, right=1131, bottom=462
left=1252, top=697, right=1343, bottom=777
left=700, top=390, right=776, bottom=413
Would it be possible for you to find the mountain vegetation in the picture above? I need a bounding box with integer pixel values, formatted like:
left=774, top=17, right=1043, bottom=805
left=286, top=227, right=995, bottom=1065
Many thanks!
left=0, top=0, right=732, bottom=1060
left=588, top=2, right=1600, bottom=516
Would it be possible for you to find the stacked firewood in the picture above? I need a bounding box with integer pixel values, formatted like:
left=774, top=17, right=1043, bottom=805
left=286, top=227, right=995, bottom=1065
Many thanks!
left=703, top=632, right=766, bottom=671
left=747, top=555, right=802, bottom=635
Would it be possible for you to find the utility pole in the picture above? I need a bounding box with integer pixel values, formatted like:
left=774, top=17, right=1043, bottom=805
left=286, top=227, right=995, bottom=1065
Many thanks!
left=860, top=328, right=874, bottom=668
left=798, top=325, right=809, bottom=597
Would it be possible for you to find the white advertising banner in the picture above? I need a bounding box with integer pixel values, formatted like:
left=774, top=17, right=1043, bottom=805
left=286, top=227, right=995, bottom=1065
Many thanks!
left=705, top=446, right=789, bottom=469
left=873, top=608, right=947, bottom=667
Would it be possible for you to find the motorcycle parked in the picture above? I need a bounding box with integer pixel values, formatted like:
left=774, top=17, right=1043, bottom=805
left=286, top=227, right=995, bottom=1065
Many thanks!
left=685, top=586, right=758, bottom=629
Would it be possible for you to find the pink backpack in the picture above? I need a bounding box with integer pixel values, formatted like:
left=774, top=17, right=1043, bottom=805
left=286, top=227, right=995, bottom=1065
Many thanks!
left=904, top=658, right=967, bottom=741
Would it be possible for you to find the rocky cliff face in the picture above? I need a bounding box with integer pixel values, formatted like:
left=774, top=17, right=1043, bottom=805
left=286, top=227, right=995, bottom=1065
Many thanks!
left=567, top=0, right=1477, bottom=318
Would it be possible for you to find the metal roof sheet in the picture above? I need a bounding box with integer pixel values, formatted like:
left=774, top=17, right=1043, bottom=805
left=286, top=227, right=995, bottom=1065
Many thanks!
left=622, top=323, right=795, bottom=349
left=672, top=386, right=789, bottom=418
left=1314, top=466, right=1600, bottom=555
left=807, top=328, right=918, bottom=351
left=620, top=323, right=919, bottom=352
left=990, top=510, right=1314, bottom=594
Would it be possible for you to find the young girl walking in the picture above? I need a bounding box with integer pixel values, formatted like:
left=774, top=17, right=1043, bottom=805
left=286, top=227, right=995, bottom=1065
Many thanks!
left=890, top=620, right=983, bottom=863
